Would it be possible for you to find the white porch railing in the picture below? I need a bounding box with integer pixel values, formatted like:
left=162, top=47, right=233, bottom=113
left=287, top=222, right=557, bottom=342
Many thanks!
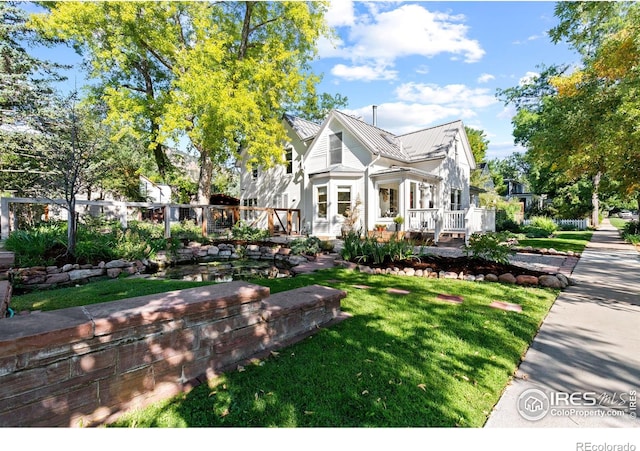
left=408, top=208, right=438, bottom=231
left=407, top=207, right=496, bottom=243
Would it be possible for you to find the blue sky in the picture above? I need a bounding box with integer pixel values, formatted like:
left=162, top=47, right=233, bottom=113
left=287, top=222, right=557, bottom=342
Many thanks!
left=31, top=1, right=581, bottom=161
left=313, top=1, right=581, bottom=160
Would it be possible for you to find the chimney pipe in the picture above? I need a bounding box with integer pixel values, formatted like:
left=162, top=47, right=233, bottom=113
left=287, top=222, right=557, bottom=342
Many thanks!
left=372, top=105, right=377, bottom=127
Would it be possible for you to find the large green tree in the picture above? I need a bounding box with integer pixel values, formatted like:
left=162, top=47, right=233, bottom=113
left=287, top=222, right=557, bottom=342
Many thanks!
left=33, top=1, right=340, bottom=204
left=499, top=2, right=640, bottom=224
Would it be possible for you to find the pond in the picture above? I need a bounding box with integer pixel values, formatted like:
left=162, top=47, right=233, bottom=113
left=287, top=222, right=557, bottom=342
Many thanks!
left=151, top=259, right=294, bottom=283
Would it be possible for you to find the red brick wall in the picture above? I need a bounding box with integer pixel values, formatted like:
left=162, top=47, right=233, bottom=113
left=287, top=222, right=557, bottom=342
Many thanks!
left=0, top=281, right=346, bottom=427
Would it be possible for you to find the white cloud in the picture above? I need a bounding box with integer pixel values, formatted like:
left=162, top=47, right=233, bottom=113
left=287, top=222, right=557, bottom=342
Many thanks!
left=344, top=102, right=476, bottom=135
left=519, top=71, right=540, bottom=86
left=331, top=63, right=398, bottom=82
left=477, top=73, right=495, bottom=84
left=325, top=0, right=356, bottom=27
left=395, top=82, right=498, bottom=109
left=320, top=3, right=485, bottom=80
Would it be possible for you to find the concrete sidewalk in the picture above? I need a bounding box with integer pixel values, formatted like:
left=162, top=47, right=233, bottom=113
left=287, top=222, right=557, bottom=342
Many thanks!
left=485, top=219, right=640, bottom=427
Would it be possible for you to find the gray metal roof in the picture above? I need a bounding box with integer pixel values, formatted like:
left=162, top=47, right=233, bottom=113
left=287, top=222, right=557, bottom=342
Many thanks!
left=398, top=120, right=463, bottom=161
left=370, top=166, right=443, bottom=181
left=332, top=111, right=463, bottom=163
left=283, top=114, right=321, bottom=141
left=332, top=110, right=406, bottom=161
left=307, top=163, right=363, bottom=176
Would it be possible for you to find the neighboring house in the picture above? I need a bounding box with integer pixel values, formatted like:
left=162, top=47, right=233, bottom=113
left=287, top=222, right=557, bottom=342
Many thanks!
left=504, top=178, right=546, bottom=214
left=240, top=110, right=495, bottom=242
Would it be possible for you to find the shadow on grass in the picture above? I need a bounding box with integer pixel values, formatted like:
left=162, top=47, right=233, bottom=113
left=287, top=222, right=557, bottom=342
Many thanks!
left=111, top=269, right=556, bottom=428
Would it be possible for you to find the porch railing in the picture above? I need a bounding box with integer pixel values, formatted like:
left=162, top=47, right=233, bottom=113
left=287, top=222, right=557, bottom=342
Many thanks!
left=407, top=207, right=496, bottom=243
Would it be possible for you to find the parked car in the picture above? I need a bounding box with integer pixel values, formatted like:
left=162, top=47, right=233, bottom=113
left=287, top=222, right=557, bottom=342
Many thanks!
left=619, top=210, right=633, bottom=219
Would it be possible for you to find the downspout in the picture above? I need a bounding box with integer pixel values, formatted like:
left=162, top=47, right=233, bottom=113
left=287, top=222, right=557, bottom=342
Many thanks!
left=364, top=153, right=382, bottom=233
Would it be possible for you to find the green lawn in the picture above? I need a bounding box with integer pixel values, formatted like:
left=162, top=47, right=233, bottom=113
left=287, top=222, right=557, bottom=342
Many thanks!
left=22, top=269, right=556, bottom=428
left=516, top=230, right=593, bottom=254
left=9, top=278, right=216, bottom=312
left=609, top=217, right=628, bottom=230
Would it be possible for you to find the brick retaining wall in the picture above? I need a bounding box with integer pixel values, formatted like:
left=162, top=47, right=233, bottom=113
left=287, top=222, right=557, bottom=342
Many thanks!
left=0, top=281, right=347, bottom=427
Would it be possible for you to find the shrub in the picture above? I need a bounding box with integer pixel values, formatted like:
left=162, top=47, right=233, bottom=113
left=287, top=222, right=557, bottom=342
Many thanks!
left=523, top=216, right=557, bottom=238
left=289, top=236, right=322, bottom=256
left=340, top=230, right=415, bottom=265
left=622, top=220, right=640, bottom=245
left=463, top=232, right=514, bottom=265
left=5, top=222, right=66, bottom=267
left=495, top=210, right=520, bottom=233
left=231, top=221, right=270, bottom=241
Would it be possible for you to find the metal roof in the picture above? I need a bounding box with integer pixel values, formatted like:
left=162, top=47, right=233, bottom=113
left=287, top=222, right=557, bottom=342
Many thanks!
left=332, top=111, right=464, bottom=163
left=307, top=163, right=363, bottom=177
left=285, top=110, right=470, bottom=166
left=398, top=120, right=463, bottom=161
left=332, top=110, right=406, bottom=161
left=283, top=114, right=321, bottom=141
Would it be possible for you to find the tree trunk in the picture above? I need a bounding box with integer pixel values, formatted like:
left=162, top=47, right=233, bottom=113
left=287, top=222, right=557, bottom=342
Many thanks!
left=197, top=147, right=213, bottom=205
left=592, top=171, right=601, bottom=228
left=66, top=198, right=77, bottom=258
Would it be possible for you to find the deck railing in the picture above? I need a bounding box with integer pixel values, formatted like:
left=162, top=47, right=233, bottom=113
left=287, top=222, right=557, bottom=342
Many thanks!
left=0, top=197, right=300, bottom=239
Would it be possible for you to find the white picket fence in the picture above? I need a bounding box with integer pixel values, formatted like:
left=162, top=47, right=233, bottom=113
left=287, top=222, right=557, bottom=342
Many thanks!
left=522, top=218, right=591, bottom=230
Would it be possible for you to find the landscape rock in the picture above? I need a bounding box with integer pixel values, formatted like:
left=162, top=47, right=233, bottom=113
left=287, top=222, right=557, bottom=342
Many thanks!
left=62, top=264, right=74, bottom=272
left=443, top=271, right=459, bottom=279
left=475, top=274, right=485, bottom=282
left=107, top=268, right=123, bottom=278
left=485, top=274, right=499, bottom=282
left=498, top=273, right=517, bottom=284
left=516, top=275, right=539, bottom=286
left=105, top=259, right=130, bottom=269
left=69, top=268, right=105, bottom=281
left=46, top=273, right=70, bottom=284
left=403, top=268, right=415, bottom=277
left=539, top=275, right=563, bottom=289
left=555, top=273, right=570, bottom=288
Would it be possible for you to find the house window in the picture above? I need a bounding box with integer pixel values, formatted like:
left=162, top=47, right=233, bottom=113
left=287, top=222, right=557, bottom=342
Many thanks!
left=450, top=189, right=462, bottom=210
left=285, top=146, right=293, bottom=174
left=243, top=198, right=257, bottom=207
left=251, top=164, right=258, bottom=180
left=329, top=132, right=342, bottom=165
left=379, top=184, right=399, bottom=217
left=337, top=185, right=351, bottom=216
left=409, top=182, right=418, bottom=209
left=317, top=186, right=327, bottom=219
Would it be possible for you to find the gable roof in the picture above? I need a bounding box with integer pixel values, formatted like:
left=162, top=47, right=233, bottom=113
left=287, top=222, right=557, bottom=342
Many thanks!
left=288, top=109, right=476, bottom=169
left=283, top=113, right=321, bottom=141
left=322, top=110, right=475, bottom=168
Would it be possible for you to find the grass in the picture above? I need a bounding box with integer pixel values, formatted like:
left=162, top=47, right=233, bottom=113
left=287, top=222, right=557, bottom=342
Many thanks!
left=31, top=268, right=557, bottom=428
left=609, top=217, right=627, bottom=230
left=9, top=278, right=216, bottom=312
left=515, top=230, right=593, bottom=254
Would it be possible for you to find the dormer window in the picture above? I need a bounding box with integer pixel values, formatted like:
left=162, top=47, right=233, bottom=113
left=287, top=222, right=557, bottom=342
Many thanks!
left=329, top=132, right=343, bottom=165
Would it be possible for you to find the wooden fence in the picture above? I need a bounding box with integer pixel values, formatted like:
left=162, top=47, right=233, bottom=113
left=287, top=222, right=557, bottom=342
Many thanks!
left=0, top=197, right=301, bottom=240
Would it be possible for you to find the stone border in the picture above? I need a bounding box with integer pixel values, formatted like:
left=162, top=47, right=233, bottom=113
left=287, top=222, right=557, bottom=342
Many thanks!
left=335, top=259, right=573, bottom=289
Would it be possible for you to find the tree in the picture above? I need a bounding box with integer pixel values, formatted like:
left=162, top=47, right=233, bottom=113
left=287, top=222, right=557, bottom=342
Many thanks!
left=5, top=93, right=110, bottom=257
left=33, top=1, right=343, bottom=204
left=499, top=2, right=640, bottom=224
left=0, top=1, right=67, bottom=195
left=465, top=126, right=491, bottom=190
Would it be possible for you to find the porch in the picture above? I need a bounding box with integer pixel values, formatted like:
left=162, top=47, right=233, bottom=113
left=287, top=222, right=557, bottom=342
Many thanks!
left=406, top=207, right=496, bottom=244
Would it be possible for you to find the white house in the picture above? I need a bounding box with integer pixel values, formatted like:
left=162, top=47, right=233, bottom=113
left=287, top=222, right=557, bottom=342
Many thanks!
left=240, top=110, right=495, bottom=242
